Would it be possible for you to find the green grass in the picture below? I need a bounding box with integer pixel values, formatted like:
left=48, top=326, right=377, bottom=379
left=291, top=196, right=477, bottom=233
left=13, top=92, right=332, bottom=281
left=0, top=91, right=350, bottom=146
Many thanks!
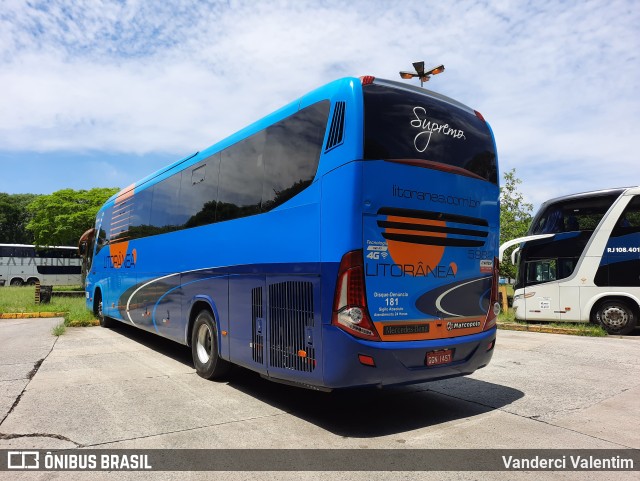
left=547, top=322, right=607, bottom=337
left=0, top=286, right=98, bottom=327
left=52, top=285, right=83, bottom=292
left=52, top=322, right=66, bottom=336
left=499, top=307, right=516, bottom=323
left=498, top=307, right=607, bottom=336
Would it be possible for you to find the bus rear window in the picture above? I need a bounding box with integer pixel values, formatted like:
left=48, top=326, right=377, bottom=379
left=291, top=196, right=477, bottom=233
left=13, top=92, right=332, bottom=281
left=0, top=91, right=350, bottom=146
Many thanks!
left=363, top=83, right=497, bottom=184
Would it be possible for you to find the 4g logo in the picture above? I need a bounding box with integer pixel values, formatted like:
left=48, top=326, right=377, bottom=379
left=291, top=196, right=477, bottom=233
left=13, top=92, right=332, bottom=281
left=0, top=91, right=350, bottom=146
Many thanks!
left=366, top=251, right=389, bottom=260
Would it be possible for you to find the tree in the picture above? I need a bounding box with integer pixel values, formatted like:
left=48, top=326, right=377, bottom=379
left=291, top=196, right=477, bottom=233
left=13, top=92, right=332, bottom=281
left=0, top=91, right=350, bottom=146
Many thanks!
left=500, top=169, right=533, bottom=280
left=26, top=188, right=119, bottom=246
left=0, top=193, right=39, bottom=244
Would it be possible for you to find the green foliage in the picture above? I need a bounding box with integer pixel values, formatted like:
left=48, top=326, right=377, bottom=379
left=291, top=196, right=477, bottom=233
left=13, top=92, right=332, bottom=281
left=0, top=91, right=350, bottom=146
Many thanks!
left=52, top=323, right=66, bottom=336
left=26, top=187, right=118, bottom=247
left=0, top=286, right=98, bottom=326
left=63, top=301, right=99, bottom=326
left=500, top=169, right=533, bottom=279
left=0, top=193, right=39, bottom=243
left=497, top=310, right=608, bottom=337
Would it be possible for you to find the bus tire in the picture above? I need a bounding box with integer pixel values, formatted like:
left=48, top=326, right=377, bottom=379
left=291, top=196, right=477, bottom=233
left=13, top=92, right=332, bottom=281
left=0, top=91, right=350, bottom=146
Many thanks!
left=191, top=310, right=230, bottom=380
left=26, top=277, right=39, bottom=286
left=594, top=300, right=637, bottom=335
left=95, top=292, right=113, bottom=328
left=10, top=278, right=24, bottom=287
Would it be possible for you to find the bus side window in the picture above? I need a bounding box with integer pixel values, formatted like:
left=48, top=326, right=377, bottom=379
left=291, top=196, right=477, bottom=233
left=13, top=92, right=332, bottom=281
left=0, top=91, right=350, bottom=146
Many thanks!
left=525, top=259, right=557, bottom=285
left=613, top=196, right=640, bottom=235
left=149, top=173, right=185, bottom=235
left=216, top=131, right=265, bottom=222
left=262, top=100, right=330, bottom=212
left=182, top=154, right=221, bottom=229
left=95, top=208, right=112, bottom=254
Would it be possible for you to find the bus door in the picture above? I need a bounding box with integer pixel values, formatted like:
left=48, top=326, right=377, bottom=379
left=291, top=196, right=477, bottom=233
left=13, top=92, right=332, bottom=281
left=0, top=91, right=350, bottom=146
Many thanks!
left=559, top=285, right=581, bottom=321
left=523, top=258, right=560, bottom=321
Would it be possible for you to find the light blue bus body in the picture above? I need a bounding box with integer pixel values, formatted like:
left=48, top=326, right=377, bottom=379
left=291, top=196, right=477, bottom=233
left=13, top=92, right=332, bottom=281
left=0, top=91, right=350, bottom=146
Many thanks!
left=85, top=77, right=500, bottom=390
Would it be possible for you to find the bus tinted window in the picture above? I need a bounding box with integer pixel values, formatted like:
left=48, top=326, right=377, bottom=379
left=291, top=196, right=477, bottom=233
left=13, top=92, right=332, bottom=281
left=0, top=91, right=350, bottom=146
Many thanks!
left=216, top=131, right=266, bottom=222
left=363, top=83, right=497, bottom=184
left=612, top=196, right=640, bottom=235
left=182, top=155, right=220, bottom=229
left=262, top=100, right=330, bottom=211
left=149, top=172, right=185, bottom=234
left=104, top=101, right=329, bottom=241
left=530, top=194, right=619, bottom=234
left=96, top=207, right=111, bottom=254
left=124, top=188, right=152, bottom=242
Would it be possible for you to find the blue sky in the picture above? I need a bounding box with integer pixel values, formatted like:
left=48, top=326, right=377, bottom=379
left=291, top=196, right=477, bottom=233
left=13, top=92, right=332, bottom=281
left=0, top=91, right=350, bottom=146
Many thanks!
left=0, top=0, right=638, bottom=210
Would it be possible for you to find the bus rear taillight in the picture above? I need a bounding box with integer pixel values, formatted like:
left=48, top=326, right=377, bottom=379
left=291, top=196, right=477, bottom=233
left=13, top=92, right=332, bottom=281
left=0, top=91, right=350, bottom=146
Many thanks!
left=483, top=257, right=500, bottom=331
left=332, top=250, right=381, bottom=341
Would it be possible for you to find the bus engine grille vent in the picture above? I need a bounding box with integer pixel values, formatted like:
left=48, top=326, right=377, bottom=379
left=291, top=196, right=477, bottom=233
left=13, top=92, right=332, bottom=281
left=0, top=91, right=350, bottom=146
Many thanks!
left=268, top=281, right=316, bottom=372
left=378, top=207, right=489, bottom=248
left=251, top=286, right=264, bottom=364
left=325, top=101, right=345, bottom=152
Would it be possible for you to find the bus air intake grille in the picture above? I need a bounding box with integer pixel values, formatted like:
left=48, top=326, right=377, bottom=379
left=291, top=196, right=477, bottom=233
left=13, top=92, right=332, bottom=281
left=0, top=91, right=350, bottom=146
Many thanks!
left=251, top=286, right=264, bottom=365
left=378, top=207, right=488, bottom=248
left=268, top=281, right=316, bottom=372
left=325, top=101, right=345, bottom=152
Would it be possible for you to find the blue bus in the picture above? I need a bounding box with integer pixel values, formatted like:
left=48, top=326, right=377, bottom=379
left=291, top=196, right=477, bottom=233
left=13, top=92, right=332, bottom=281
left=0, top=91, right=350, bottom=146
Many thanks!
left=84, top=76, right=500, bottom=390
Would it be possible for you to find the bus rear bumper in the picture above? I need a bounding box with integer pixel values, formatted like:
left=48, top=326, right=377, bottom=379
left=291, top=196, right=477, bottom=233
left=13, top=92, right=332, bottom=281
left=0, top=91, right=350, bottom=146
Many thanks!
left=322, top=326, right=497, bottom=389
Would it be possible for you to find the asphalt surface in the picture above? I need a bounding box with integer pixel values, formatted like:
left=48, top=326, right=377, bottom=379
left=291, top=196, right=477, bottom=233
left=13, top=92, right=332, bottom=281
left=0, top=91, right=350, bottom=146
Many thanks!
left=0, top=318, right=638, bottom=480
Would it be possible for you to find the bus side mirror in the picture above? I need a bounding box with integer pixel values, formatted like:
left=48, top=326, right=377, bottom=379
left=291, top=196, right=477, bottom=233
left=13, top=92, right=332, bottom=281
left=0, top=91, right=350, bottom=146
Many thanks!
left=79, top=242, right=86, bottom=256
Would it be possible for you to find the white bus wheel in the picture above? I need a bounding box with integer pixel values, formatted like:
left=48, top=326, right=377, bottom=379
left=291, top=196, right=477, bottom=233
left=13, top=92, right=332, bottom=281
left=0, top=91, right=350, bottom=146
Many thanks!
left=595, top=300, right=637, bottom=335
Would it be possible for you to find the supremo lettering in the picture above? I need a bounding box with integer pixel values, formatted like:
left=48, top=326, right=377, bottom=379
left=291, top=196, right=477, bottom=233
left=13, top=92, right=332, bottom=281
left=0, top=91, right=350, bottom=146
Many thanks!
left=411, top=106, right=466, bottom=152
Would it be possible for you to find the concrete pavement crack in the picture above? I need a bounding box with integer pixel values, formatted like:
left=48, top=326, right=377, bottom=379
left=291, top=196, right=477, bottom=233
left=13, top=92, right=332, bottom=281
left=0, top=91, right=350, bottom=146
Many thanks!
left=0, top=432, right=80, bottom=447
left=0, top=337, right=58, bottom=427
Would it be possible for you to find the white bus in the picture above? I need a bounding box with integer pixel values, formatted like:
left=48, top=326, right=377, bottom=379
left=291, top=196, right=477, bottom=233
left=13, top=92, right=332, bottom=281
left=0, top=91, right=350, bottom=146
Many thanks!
left=506, top=187, right=640, bottom=335
left=0, top=244, right=82, bottom=287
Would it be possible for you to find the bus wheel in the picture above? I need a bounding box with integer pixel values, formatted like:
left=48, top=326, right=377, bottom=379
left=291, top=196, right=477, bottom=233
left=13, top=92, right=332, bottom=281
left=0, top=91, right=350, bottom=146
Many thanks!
left=595, top=300, right=637, bottom=335
left=10, top=278, right=23, bottom=287
left=95, top=292, right=113, bottom=328
left=191, top=310, right=230, bottom=380
left=26, top=278, right=39, bottom=286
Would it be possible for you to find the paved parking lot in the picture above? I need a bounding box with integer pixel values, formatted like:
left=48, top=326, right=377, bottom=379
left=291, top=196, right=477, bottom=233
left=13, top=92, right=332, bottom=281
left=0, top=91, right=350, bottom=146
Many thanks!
left=0, top=318, right=638, bottom=480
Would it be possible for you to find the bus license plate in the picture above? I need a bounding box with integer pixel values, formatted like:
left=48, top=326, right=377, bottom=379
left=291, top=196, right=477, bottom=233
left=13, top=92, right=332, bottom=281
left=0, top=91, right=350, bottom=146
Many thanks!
left=426, top=349, right=454, bottom=367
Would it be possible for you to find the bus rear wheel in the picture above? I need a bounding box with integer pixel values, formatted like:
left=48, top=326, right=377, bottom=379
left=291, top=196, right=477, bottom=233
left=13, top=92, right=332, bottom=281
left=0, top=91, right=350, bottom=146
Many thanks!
left=594, top=300, right=637, bottom=335
left=191, top=310, right=230, bottom=380
left=10, top=278, right=24, bottom=287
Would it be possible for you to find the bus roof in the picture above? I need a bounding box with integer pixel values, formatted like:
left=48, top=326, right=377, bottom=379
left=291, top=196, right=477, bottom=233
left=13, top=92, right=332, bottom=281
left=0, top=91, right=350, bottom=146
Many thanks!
left=538, top=187, right=635, bottom=210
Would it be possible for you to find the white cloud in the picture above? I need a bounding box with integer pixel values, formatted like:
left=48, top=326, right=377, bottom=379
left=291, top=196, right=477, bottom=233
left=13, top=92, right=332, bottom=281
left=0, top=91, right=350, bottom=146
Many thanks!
left=0, top=0, right=639, bottom=207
